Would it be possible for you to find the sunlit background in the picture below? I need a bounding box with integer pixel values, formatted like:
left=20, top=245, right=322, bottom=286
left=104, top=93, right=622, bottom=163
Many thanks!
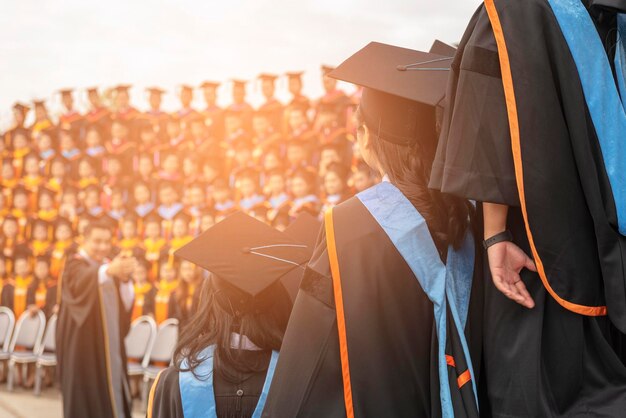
left=0, top=0, right=481, bottom=130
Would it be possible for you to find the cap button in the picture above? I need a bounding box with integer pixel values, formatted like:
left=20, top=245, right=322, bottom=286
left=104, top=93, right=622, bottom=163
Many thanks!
left=236, top=389, right=244, bottom=397
left=242, top=247, right=251, bottom=254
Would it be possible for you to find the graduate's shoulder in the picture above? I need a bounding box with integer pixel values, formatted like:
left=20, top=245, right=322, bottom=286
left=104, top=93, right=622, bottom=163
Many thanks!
left=488, top=0, right=555, bottom=19
left=64, top=252, right=92, bottom=268
left=149, top=366, right=183, bottom=417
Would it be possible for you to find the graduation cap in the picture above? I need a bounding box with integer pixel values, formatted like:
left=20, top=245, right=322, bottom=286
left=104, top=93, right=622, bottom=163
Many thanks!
left=321, top=64, right=335, bottom=75
left=200, top=81, right=220, bottom=89
left=328, top=41, right=451, bottom=146
left=175, top=212, right=309, bottom=310
left=231, top=79, right=248, bottom=89
left=58, top=88, right=74, bottom=97
left=429, top=40, right=457, bottom=57
left=258, top=73, right=278, bottom=82
left=32, top=99, right=47, bottom=108
left=285, top=71, right=304, bottom=80
left=37, top=186, right=57, bottom=201
left=54, top=216, right=74, bottom=232
left=114, top=84, right=132, bottom=93
left=13, top=102, right=30, bottom=112
left=86, top=86, right=99, bottom=94
left=281, top=212, right=322, bottom=301
left=13, top=246, right=32, bottom=262
left=179, top=84, right=194, bottom=93
left=143, top=211, right=163, bottom=225
left=146, top=87, right=166, bottom=96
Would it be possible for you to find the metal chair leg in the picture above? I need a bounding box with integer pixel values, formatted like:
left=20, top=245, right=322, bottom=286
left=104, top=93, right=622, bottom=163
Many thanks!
left=141, top=377, right=151, bottom=412
left=34, top=363, right=42, bottom=396
left=6, top=360, right=14, bottom=391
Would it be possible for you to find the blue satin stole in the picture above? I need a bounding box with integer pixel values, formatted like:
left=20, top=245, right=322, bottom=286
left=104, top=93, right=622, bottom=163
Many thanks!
left=357, top=181, right=477, bottom=418
left=179, top=345, right=279, bottom=418
left=546, top=0, right=626, bottom=235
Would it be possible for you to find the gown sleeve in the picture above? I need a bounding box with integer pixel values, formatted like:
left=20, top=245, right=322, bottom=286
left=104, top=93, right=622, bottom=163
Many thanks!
left=59, top=257, right=100, bottom=327
left=429, top=6, right=520, bottom=207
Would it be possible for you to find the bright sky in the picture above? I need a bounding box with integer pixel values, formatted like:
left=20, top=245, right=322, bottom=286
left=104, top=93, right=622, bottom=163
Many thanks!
left=0, top=0, right=480, bottom=130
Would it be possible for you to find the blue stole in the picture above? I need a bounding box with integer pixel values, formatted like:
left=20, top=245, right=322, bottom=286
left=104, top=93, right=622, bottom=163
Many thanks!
left=158, top=203, right=183, bottom=220
left=239, top=194, right=265, bottom=211
left=357, top=182, right=477, bottom=417
left=179, top=345, right=279, bottom=418
left=546, top=0, right=626, bottom=235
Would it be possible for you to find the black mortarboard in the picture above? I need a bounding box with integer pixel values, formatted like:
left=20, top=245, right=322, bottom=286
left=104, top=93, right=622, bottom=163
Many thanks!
left=144, top=211, right=163, bottom=224
left=328, top=41, right=451, bottom=145
left=13, top=102, right=30, bottom=112
left=175, top=211, right=309, bottom=297
left=146, top=87, right=166, bottom=95
left=114, top=84, right=132, bottom=93
left=321, top=64, right=335, bottom=75
left=58, top=88, right=73, bottom=97
left=280, top=212, right=321, bottom=301
left=38, top=186, right=57, bottom=200
left=200, top=81, right=220, bottom=89
left=54, top=216, right=73, bottom=230
left=35, top=253, right=51, bottom=264
left=285, top=71, right=304, bottom=80
left=13, top=246, right=32, bottom=262
left=173, top=210, right=191, bottom=224
left=258, top=73, right=278, bottom=82
left=429, top=40, right=457, bottom=57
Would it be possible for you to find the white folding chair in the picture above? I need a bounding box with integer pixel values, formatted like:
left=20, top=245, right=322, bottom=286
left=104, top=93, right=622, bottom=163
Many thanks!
left=125, top=315, right=157, bottom=378
left=33, top=314, right=58, bottom=395
left=6, top=310, right=46, bottom=391
left=0, top=307, right=16, bottom=379
left=141, top=318, right=178, bottom=408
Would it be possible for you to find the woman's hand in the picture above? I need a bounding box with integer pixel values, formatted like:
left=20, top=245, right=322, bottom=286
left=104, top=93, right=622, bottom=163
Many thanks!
left=487, top=241, right=537, bottom=308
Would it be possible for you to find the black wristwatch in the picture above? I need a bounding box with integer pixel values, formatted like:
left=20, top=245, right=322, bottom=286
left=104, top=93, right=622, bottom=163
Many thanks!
left=483, top=230, right=513, bottom=250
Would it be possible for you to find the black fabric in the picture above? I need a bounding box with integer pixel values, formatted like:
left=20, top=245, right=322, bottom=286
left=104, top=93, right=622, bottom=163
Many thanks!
left=25, top=280, right=58, bottom=318
left=430, top=1, right=626, bottom=416
left=56, top=255, right=132, bottom=418
left=150, top=350, right=272, bottom=418
left=263, top=196, right=482, bottom=417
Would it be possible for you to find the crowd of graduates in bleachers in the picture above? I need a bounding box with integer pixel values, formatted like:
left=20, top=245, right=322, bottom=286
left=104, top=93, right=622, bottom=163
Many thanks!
left=0, top=66, right=381, bottom=343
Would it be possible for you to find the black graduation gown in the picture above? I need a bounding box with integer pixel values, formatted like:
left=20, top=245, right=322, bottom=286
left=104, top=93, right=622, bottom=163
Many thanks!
left=25, top=279, right=57, bottom=318
left=148, top=350, right=272, bottom=418
left=0, top=283, right=14, bottom=310
left=56, top=253, right=133, bottom=418
left=262, top=197, right=482, bottom=417
left=429, top=1, right=626, bottom=416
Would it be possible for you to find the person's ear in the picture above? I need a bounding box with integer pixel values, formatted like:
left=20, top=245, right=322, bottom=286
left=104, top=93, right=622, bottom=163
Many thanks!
left=362, top=124, right=371, bottom=150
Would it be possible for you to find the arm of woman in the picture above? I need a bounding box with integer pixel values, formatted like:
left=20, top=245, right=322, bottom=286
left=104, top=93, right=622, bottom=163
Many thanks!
left=483, top=202, right=536, bottom=308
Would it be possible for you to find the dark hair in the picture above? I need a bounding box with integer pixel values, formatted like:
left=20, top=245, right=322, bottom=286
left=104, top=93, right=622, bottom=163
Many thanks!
left=174, top=274, right=291, bottom=381
left=356, top=108, right=473, bottom=255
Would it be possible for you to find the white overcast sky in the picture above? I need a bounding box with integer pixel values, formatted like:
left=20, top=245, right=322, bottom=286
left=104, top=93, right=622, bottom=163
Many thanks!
left=0, top=0, right=480, bottom=130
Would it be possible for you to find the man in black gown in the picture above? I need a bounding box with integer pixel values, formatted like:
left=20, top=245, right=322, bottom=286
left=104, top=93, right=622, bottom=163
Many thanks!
left=430, top=0, right=626, bottom=416
left=56, top=220, right=136, bottom=418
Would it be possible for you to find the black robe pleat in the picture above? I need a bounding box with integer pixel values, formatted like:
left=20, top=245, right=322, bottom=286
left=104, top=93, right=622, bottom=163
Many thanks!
left=429, top=1, right=626, bottom=416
